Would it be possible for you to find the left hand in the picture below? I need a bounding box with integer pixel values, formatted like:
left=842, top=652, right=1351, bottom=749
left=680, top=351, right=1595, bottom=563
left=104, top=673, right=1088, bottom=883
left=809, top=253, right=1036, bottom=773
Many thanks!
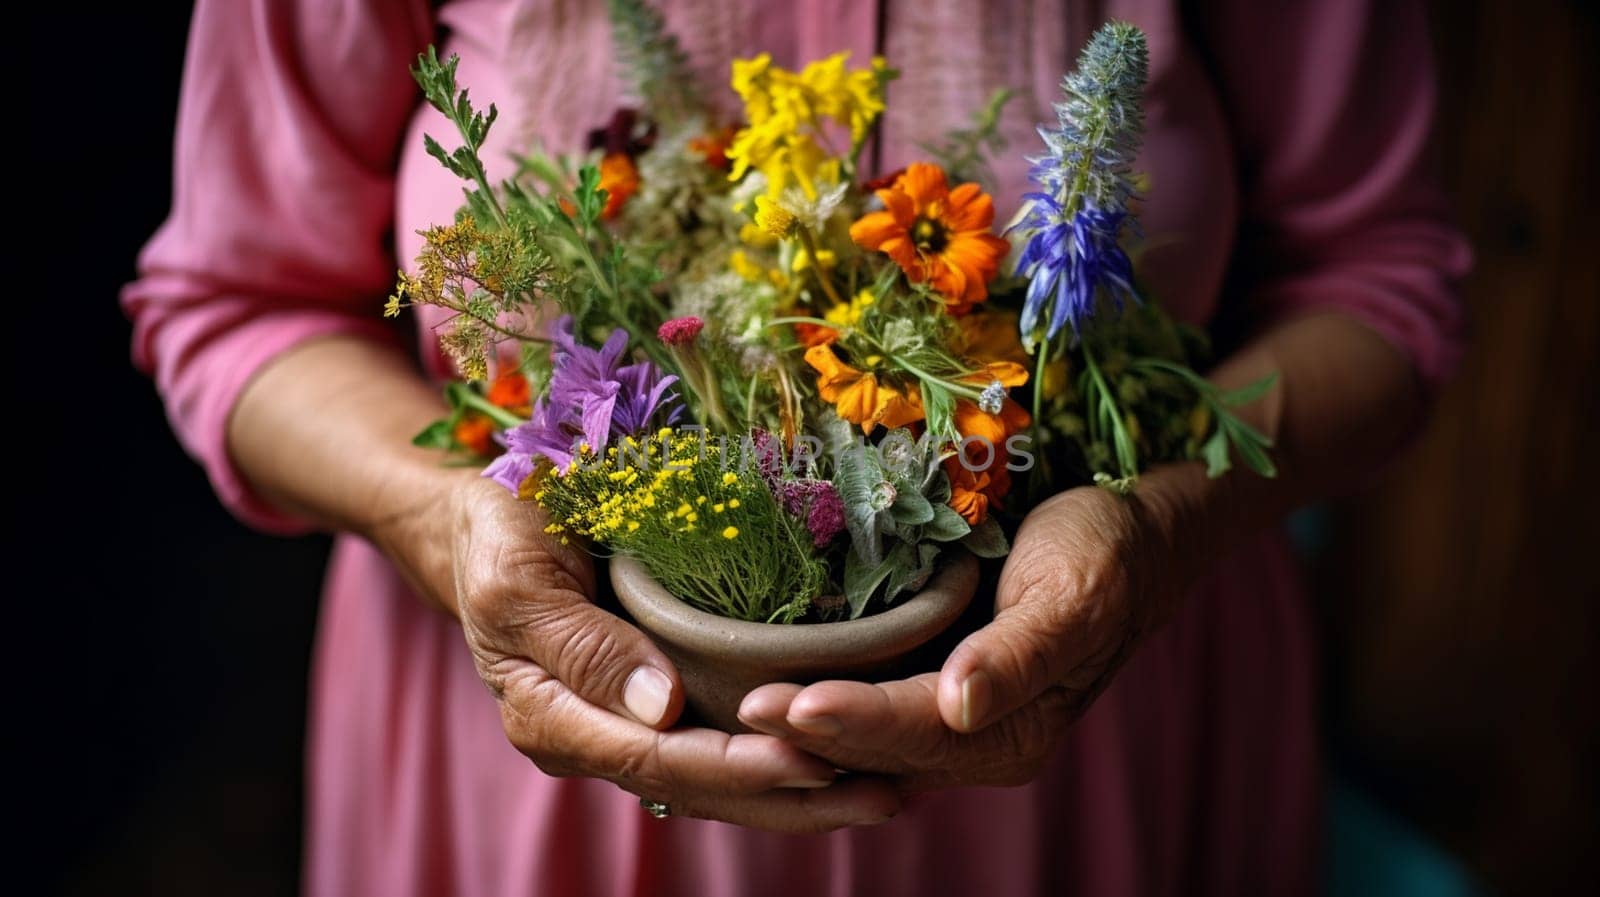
left=738, top=479, right=1199, bottom=791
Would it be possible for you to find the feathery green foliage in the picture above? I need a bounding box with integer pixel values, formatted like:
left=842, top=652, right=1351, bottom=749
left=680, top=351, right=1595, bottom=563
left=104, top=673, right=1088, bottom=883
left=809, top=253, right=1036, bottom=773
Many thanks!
left=607, top=0, right=701, bottom=125
left=921, top=88, right=1015, bottom=187
left=539, top=430, right=826, bottom=623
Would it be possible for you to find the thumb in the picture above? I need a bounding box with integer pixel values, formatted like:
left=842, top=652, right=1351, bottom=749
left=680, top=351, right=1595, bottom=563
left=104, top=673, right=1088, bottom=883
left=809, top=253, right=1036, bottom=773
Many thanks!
left=522, top=594, right=686, bottom=730
left=937, top=500, right=1131, bottom=733
left=459, top=506, right=686, bottom=730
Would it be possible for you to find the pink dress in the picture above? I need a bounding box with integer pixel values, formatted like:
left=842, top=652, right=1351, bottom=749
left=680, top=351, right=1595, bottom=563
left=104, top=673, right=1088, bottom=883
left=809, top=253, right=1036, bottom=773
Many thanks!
left=124, top=1, right=1469, bottom=894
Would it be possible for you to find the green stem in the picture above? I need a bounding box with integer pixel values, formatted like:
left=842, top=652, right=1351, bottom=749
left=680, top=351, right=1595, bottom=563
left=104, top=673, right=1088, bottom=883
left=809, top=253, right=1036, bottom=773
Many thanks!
left=889, top=355, right=984, bottom=401
left=456, top=307, right=550, bottom=344
left=796, top=226, right=846, bottom=307
left=1027, top=332, right=1053, bottom=502
left=744, top=375, right=760, bottom=429
left=1082, top=342, right=1138, bottom=480
left=766, top=316, right=834, bottom=328
left=457, top=390, right=525, bottom=428
left=1031, top=332, right=1050, bottom=441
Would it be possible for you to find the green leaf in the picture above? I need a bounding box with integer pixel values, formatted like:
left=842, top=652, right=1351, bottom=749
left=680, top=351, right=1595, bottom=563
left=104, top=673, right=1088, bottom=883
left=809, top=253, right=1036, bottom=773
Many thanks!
left=443, top=381, right=473, bottom=410
left=575, top=165, right=606, bottom=227
left=1200, top=426, right=1232, bottom=477
left=921, top=380, right=956, bottom=441
left=883, top=542, right=936, bottom=606
left=422, top=133, right=465, bottom=178
left=1219, top=372, right=1278, bottom=407
left=924, top=465, right=953, bottom=503
left=843, top=549, right=898, bottom=619
left=411, top=419, right=456, bottom=450
left=834, top=438, right=889, bottom=566
left=922, top=502, right=972, bottom=542
left=1224, top=418, right=1278, bottom=477
left=890, top=488, right=935, bottom=526
left=961, top=517, right=1010, bottom=558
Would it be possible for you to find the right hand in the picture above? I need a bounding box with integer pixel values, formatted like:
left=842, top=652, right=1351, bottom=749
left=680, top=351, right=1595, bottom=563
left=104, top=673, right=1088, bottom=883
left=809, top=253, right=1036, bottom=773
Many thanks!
left=375, top=474, right=901, bottom=832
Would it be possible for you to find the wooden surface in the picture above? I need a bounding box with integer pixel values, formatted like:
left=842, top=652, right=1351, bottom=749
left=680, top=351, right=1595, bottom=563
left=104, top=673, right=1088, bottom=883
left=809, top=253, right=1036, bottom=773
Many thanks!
left=1318, top=1, right=1599, bottom=892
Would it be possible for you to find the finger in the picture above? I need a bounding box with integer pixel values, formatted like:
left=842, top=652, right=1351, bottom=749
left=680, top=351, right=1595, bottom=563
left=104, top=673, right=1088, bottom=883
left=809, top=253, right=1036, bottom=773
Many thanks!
left=672, top=777, right=902, bottom=833
left=744, top=675, right=1076, bottom=791
left=936, top=500, right=1129, bottom=732
left=501, top=661, right=839, bottom=795
left=736, top=682, right=805, bottom=736
left=741, top=676, right=953, bottom=773
left=460, top=525, right=684, bottom=730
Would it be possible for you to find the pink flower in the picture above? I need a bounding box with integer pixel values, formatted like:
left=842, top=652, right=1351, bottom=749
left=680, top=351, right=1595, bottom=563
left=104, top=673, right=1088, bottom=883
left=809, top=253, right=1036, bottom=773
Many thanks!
left=657, top=316, right=705, bottom=346
left=776, top=478, right=845, bottom=547
left=803, top=483, right=846, bottom=547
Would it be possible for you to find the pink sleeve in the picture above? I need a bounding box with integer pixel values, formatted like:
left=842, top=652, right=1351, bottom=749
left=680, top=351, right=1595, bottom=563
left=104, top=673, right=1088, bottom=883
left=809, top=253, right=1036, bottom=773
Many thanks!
left=1197, top=0, right=1472, bottom=394
left=122, top=0, right=434, bottom=533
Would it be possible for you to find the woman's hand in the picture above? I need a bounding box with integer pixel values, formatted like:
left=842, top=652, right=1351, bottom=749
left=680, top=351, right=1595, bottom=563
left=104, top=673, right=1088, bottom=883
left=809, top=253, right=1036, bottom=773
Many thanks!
left=373, top=473, right=902, bottom=831
left=737, top=473, right=1205, bottom=791
left=230, top=340, right=902, bottom=830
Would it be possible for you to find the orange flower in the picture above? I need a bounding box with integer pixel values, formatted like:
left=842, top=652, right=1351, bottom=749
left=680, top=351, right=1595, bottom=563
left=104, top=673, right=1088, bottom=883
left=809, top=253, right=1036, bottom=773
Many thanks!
left=793, top=320, right=837, bottom=348
left=487, top=369, right=531, bottom=416
left=689, top=126, right=737, bottom=170
left=598, top=152, right=640, bottom=219
left=453, top=413, right=496, bottom=457
left=804, top=344, right=924, bottom=433
left=951, top=359, right=1031, bottom=446
left=943, top=457, right=1012, bottom=526
left=956, top=309, right=1030, bottom=369
left=953, top=395, right=1031, bottom=448
left=849, top=162, right=1010, bottom=314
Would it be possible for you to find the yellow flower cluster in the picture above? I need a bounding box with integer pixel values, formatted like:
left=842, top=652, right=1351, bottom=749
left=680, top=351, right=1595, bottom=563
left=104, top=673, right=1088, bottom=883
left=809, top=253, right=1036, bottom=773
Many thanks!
left=537, top=429, right=755, bottom=545
left=534, top=428, right=825, bottom=623
left=824, top=288, right=876, bottom=330
left=727, top=51, right=891, bottom=200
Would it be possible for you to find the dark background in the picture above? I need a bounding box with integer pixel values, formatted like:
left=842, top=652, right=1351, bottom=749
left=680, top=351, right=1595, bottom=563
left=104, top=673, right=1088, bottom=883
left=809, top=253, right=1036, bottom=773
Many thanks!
left=23, top=2, right=1596, bottom=895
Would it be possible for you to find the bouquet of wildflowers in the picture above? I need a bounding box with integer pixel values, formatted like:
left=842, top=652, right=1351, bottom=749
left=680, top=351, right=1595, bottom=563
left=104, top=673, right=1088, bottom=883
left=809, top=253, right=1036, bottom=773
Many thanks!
left=388, top=2, right=1275, bottom=625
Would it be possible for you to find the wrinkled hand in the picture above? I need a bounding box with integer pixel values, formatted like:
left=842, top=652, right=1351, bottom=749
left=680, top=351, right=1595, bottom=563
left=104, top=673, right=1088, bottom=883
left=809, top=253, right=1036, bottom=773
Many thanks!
left=739, top=483, right=1193, bottom=792
left=376, top=475, right=901, bottom=830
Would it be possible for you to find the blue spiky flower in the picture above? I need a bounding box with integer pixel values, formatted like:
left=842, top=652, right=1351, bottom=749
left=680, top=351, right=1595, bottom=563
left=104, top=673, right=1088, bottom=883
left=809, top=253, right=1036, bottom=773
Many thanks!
left=1011, top=21, right=1148, bottom=347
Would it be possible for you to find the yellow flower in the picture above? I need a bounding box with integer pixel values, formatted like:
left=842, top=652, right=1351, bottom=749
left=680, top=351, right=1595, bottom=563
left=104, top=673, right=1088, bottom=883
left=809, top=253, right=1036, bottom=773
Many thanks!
left=727, top=51, right=889, bottom=200
left=790, top=247, right=836, bottom=273
left=721, top=472, right=739, bottom=486
left=824, top=289, right=875, bottom=329
left=753, top=194, right=797, bottom=238
left=737, top=222, right=779, bottom=249
left=795, top=52, right=889, bottom=145
left=722, top=526, right=740, bottom=540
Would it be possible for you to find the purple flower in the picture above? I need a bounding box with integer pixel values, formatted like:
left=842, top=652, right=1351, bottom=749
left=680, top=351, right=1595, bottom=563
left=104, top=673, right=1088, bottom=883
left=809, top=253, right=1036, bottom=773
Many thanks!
left=483, top=316, right=682, bottom=494
left=742, top=429, right=842, bottom=546
left=773, top=478, right=845, bottom=547
left=1010, top=195, right=1137, bottom=345
left=748, top=429, right=788, bottom=485
left=802, top=483, right=846, bottom=547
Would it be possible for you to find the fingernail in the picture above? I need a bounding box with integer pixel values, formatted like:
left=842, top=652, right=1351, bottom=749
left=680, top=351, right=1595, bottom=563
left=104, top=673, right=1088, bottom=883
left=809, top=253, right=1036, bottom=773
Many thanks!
left=960, top=670, right=991, bottom=731
left=623, top=666, right=672, bottom=727
left=779, top=777, right=834, bottom=789
left=789, top=713, right=843, bottom=737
